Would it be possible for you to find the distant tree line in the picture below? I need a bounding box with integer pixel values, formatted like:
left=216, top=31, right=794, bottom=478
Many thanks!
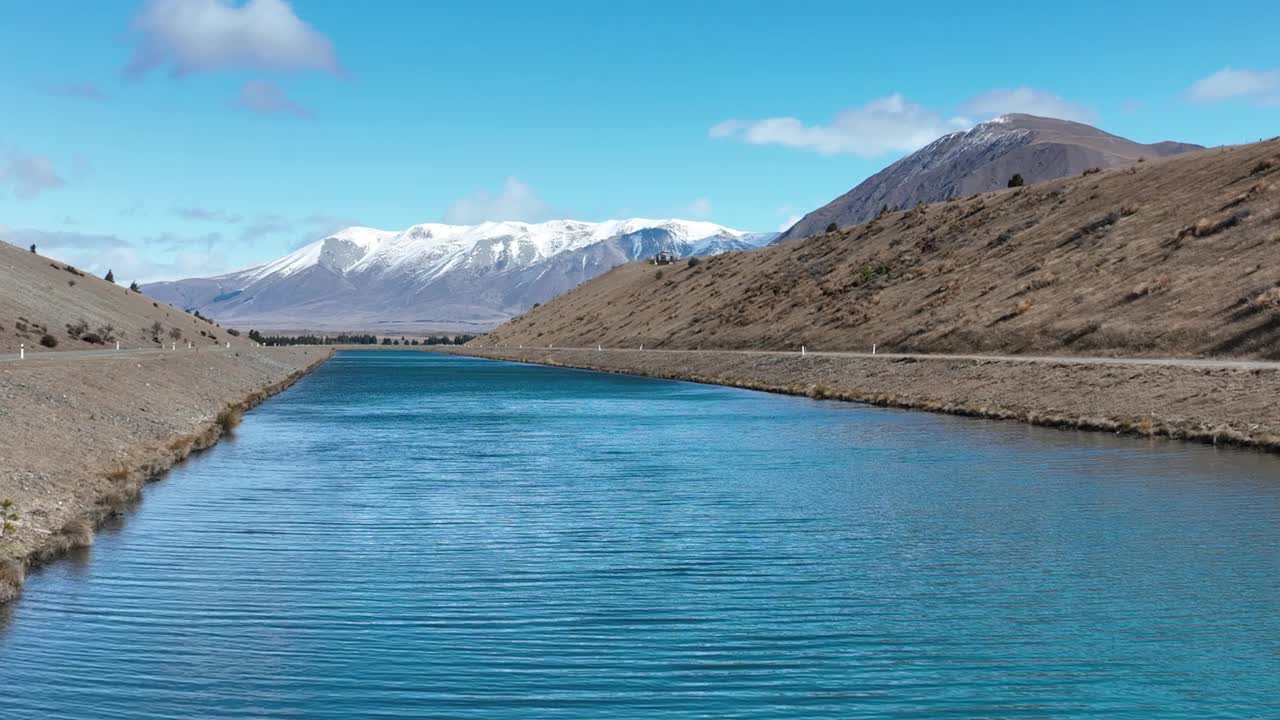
left=381, top=334, right=475, bottom=346
left=247, top=330, right=379, bottom=345
left=244, top=331, right=476, bottom=346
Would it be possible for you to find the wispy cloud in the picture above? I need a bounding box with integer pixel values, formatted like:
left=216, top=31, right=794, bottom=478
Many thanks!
left=0, top=152, right=66, bottom=200
left=441, top=177, right=554, bottom=224
left=1, top=228, right=232, bottom=284
left=235, top=79, right=313, bottom=118
left=173, top=206, right=243, bottom=223
left=125, top=0, right=341, bottom=78
left=682, top=196, right=713, bottom=219
left=45, top=82, right=109, bottom=102
left=710, top=94, right=970, bottom=157
left=1189, top=67, right=1280, bottom=104
left=240, top=214, right=292, bottom=243
left=959, top=87, right=1097, bottom=124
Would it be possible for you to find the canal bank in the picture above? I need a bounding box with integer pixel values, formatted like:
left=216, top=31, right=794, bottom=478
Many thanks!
left=435, top=346, right=1280, bottom=455
left=0, top=347, right=333, bottom=604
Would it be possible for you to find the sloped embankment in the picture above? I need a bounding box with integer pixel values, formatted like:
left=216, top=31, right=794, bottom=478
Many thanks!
left=482, top=139, right=1280, bottom=359
left=436, top=346, right=1280, bottom=454
left=0, top=347, right=332, bottom=604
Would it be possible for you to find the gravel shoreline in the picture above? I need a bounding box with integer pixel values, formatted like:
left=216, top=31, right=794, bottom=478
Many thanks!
left=0, top=347, right=333, bottom=604
left=434, top=346, right=1280, bottom=455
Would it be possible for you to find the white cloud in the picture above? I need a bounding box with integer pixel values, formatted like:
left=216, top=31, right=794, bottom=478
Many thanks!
left=441, top=177, right=554, bottom=225
left=711, top=88, right=1100, bottom=157
left=959, top=87, right=1097, bottom=123
left=778, top=214, right=803, bottom=232
left=709, top=94, right=970, bottom=157
left=236, top=79, right=312, bottom=118
left=1189, top=67, right=1280, bottom=103
left=126, top=0, right=340, bottom=77
left=682, top=196, right=713, bottom=219
left=0, top=152, right=66, bottom=200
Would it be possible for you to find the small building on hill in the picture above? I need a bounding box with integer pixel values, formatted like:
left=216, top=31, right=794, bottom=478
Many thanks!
left=654, top=251, right=675, bottom=265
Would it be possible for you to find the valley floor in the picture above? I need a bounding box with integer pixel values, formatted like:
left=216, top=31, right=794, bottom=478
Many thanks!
left=434, top=345, right=1280, bottom=455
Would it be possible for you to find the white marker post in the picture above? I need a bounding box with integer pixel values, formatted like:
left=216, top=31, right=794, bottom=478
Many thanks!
left=597, top=344, right=602, bottom=351
left=639, top=344, right=643, bottom=351
left=19, top=343, right=24, bottom=360
left=172, top=342, right=176, bottom=350
left=801, top=345, right=806, bottom=357
left=116, top=340, right=120, bottom=350
left=872, top=344, right=877, bottom=355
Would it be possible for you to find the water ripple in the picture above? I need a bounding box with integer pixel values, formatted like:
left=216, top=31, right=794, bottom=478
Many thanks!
left=3, top=351, right=1279, bottom=719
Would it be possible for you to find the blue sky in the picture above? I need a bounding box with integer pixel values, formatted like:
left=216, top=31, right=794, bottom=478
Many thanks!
left=2, top=0, right=1278, bottom=283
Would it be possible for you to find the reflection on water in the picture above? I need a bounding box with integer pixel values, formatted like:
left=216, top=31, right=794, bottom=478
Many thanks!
left=2, top=351, right=1278, bottom=719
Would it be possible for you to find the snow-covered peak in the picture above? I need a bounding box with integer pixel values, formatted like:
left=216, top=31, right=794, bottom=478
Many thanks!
left=226, top=218, right=755, bottom=286
left=235, top=226, right=396, bottom=283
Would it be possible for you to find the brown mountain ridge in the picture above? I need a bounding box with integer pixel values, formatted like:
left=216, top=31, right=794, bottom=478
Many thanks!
left=777, top=114, right=1201, bottom=242
left=479, top=139, right=1280, bottom=359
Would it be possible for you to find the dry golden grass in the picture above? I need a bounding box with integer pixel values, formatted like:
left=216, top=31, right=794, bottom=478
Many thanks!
left=482, top=140, right=1280, bottom=359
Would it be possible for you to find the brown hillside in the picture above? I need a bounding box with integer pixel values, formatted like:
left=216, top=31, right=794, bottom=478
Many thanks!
left=0, top=241, right=249, bottom=354
left=481, top=140, right=1280, bottom=359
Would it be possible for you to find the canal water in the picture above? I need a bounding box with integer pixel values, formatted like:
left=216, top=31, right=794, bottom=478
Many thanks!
left=2, top=351, right=1278, bottom=718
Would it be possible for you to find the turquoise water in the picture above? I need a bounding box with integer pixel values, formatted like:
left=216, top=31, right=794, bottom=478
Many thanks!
left=2, top=350, right=1279, bottom=718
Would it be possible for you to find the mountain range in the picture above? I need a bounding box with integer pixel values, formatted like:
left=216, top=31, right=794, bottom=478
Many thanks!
left=776, top=114, right=1202, bottom=242
left=143, top=219, right=775, bottom=331
left=146, top=115, right=1201, bottom=332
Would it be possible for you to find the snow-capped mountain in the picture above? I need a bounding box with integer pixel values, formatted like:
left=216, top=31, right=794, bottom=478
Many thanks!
left=143, top=219, right=775, bottom=331
left=776, top=114, right=1201, bottom=242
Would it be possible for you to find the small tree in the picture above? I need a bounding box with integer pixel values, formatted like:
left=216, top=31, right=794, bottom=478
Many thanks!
left=105, top=269, right=115, bottom=283
left=168, top=326, right=183, bottom=341
left=1, top=498, right=17, bottom=537
left=29, top=244, right=36, bottom=253
left=1007, top=173, right=1025, bottom=188
left=825, top=222, right=838, bottom=233
left=129, top=281, right=140, bottom=292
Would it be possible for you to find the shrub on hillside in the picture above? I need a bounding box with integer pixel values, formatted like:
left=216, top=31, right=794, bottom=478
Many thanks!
left=39, top=334, right=58, bottom=348
left=1007, top=173, right=1024, bottom=188
left=1082, top=167, right=1102, bottom=176
left=826, top=222, right=838, bottom=233
left=687, top=256, right=702, bottom=268
left=66, top=319, right=89, bottom=339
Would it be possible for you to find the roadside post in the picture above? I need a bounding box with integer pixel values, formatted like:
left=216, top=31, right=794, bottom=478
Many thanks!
left=802, top=345, right=806, bottom=357
left=19, top=343, right=24, bottom=360
left=873, top=344, right=877, bottom=355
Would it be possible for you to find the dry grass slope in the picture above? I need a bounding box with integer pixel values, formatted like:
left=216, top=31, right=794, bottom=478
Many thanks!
left=0, top=241, right=248, bottom=354
left=483, top=139, right=1280, bottom=359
